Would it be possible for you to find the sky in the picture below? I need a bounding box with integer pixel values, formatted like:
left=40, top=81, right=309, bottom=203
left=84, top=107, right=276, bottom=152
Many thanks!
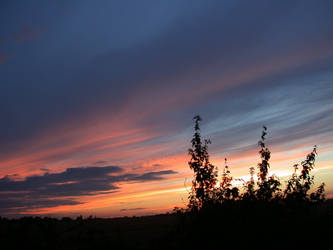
left=0, top=0, right=333, bottom=218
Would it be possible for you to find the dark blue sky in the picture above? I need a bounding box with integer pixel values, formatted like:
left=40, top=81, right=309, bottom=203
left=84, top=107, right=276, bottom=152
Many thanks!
left=1, top=0, right=333, bottom=217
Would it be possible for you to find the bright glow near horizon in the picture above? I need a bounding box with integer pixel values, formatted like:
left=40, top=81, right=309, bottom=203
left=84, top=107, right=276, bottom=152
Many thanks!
left=0, top=0, right=333, bottom=217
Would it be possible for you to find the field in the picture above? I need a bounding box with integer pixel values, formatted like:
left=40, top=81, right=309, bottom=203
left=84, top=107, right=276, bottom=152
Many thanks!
left=1, top=200, right=332, bottom=250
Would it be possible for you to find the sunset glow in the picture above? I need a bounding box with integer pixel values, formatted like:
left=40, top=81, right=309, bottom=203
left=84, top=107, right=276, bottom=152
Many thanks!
left=1, top=0, right=333, bottom=218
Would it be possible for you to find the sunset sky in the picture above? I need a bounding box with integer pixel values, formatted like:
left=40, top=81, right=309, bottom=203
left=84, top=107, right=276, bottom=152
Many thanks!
left=1, top=0, right=333, bottom=218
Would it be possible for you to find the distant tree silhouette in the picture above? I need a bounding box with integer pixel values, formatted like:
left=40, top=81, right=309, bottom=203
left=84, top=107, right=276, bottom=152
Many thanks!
left=188, top=115, right=218, bottom=210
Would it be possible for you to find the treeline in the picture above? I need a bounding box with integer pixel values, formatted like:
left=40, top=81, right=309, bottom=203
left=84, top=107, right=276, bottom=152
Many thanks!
left=185, top=115, right=325, bottom=211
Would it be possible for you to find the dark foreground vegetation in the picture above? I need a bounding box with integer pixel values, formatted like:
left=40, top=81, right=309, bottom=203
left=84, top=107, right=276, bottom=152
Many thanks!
left=1, top=201, right=333, bottom=250
left=1, top=116, right=332, bottom=249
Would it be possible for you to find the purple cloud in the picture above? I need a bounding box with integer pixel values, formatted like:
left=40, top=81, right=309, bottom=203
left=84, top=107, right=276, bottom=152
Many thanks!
left=0, top=166, right=177, bottom=215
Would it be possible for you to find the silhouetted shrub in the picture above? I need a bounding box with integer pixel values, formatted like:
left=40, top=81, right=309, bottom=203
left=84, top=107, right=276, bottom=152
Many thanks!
left=214, top=158, right=239, bottom=202
left=242, top=167, right=256, bottom=201
left=187, top=116, right=325, bottom=208
left=284, top=145, right=325, bottom=204
left=187, top=115, right=218, bottom=210
left=255, top=126, right=281, bottom=201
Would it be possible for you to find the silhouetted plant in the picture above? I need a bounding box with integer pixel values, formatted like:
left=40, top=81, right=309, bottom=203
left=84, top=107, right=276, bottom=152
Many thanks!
left=256, top=126, right=281, bottom=200
left=284, top=146, right=325, bottom=202
left=242, top=167, right=256, bottom=201
left=215, top=158, right=239, bottom=202
left=257, top=126, right=270, bottom=181
left=310, top=182, right=325, bottom=203
left=188, top=115, right=218, bottom=210
left=186, top=116, right=326, bottom=212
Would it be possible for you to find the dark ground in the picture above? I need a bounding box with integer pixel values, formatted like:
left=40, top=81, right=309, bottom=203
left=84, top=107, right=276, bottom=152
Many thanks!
left=1, top=200, right=332, bottom=250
